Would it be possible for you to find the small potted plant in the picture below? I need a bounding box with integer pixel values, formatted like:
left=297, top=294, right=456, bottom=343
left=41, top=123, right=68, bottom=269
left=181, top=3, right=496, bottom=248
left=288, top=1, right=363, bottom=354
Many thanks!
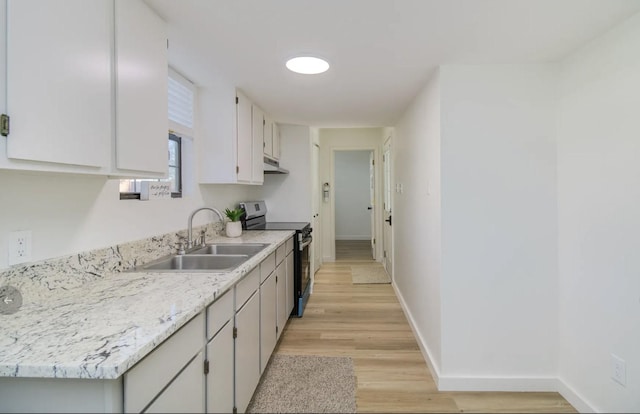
left=224, top=207, right=244, bottom=238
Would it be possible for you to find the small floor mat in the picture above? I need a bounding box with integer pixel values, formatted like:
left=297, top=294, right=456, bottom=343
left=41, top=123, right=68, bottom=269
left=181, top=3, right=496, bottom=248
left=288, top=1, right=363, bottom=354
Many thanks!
left=351, top=265, right=391, bottom=284
left=247, top=354, right=357, bottom=413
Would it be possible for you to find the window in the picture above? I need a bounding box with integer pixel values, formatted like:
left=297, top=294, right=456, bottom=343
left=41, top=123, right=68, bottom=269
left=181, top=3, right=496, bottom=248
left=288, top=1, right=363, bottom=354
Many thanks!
left=120, top=68, right=194, bottom=200
left=119, top=134, right=183, bottom=199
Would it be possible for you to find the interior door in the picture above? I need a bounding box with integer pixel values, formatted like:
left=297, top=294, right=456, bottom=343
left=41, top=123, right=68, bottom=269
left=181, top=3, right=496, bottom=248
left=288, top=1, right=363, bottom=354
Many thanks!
left=382, top=138, right=393, bottom=277
left=369, top=151, right=376, bottom=259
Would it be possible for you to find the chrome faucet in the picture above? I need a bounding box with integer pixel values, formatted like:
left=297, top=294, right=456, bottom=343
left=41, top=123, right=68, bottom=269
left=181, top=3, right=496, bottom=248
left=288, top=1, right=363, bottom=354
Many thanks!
left=187, top=207, right=225, bottom=249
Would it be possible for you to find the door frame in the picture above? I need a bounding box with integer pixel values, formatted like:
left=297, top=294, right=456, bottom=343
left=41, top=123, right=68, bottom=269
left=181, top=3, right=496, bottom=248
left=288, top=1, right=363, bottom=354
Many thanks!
left=382, top=135, right=394, bottom=281
left=327, top=147, right=382, bottom=262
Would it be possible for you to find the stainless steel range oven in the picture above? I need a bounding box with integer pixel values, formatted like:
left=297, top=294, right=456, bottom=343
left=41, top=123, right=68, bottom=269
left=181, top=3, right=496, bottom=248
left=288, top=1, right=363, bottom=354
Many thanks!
left=238, top=201, right=312, bottom=317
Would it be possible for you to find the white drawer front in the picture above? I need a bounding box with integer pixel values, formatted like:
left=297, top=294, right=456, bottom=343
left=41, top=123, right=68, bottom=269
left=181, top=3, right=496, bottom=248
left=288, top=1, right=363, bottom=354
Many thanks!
left=276, top=244, right=286, bottom=265
left=259, top=252, right=276, bottom=283
left=125, top=312, right=204, bottom=413
left=206, top=289, right=234, bottom=340
left=236, top=267, right=260, bottom=310
left=286, top=236, right=294, bottom=253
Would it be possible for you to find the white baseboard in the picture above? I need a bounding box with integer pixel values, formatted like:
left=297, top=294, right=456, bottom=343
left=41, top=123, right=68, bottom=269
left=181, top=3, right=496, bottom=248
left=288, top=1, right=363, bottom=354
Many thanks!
left=392, top=281, right=591, bottom=409
left=335, top=235, right=371, bottom=240
left=556, top=378, right=596, bottom=413
left=391, top=281, right=442, bottom=386
left=438, top=376, right=557, bottom=392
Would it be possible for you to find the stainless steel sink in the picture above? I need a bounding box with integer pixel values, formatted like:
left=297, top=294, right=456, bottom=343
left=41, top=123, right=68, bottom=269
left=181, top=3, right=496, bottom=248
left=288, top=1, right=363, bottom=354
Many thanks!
left=187, top=243, right=268, bottom=257
left=140, top=254, right=249, bottom=272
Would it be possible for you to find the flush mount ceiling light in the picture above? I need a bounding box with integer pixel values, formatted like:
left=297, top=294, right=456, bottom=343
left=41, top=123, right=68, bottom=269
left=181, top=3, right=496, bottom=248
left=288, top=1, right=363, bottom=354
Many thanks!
left=285, top=56, right=330, bottom=74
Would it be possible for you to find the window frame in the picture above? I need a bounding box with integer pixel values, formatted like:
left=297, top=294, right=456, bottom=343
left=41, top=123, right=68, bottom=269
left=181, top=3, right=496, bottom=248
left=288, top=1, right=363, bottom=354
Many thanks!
left=119, top=133, right=183, bottom=200
left=168, top=133, right=183, bottom=198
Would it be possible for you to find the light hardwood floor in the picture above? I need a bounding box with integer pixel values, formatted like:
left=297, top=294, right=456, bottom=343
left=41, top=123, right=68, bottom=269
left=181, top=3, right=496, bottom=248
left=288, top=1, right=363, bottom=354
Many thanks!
left=336, top=240, right=373, bottom=260
left=275, top=260, right=576, bottom=413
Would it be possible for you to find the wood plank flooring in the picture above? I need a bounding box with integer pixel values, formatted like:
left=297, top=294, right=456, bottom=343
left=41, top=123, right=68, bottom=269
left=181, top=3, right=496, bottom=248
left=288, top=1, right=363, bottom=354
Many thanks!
left=275, top=260, right=576, bottom=413
left=336, top=240, right=372, bottom=260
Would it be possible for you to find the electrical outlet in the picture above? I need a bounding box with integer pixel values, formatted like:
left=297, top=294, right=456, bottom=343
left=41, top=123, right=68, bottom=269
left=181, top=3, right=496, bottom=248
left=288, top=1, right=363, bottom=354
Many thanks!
left=611, top=354, right=626, bottom=386
left=8, top=230, right=32, bottom=266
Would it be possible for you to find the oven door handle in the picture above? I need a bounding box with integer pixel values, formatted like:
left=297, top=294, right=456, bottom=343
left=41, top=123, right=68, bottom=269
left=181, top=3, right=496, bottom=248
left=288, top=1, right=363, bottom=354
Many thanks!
left=299, top=238, right=312, bottom=251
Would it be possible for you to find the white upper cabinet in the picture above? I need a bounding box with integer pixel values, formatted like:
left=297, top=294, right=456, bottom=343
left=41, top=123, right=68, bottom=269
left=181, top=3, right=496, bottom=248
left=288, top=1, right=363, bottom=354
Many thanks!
left=264, top=117, right=280, bottom=161
left=114, top=0, right=168, bottom=176
left=251, top=103, right=264, bottom=184
left=4, top=0, right=112, bottom=171
left=1, top=0, right=168, bottom=177
left=236, top=90, right=253, bottom=183
left=198, top=88, right=265, bottom=185
left=272, top=122, right=281, bottom=160
left=263, top=115, right=273, bottom=159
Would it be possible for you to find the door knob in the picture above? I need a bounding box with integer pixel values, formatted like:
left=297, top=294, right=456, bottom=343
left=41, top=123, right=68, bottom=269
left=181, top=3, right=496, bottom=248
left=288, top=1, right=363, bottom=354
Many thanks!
left=385, top=216, right=392, bottom=225
left=367, top=207, right=372, bottom=210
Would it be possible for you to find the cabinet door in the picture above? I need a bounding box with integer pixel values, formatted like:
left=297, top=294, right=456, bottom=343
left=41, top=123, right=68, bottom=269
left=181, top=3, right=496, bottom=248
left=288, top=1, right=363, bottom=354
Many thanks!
left=235, top=291, right=260, bottom=413
left=115, top=0, right=168, bottom=175
left=236, top=90, right=252, bottom=183
left=6, top=0, right=111, bottom=169
left=206, top=321, right=234, bottom=414
left=286, top=252, right=294, bottom=316
left=260, top=272, right=277, bottom=374
left=263, top=115, right=273, bottom=158
left=272, top=123, right=281, bottom=160
left=276, top=262, right=287, bottom=339
left=251, top=104, right=264, bottom=184
left=145, top=351, right=205, bottom=413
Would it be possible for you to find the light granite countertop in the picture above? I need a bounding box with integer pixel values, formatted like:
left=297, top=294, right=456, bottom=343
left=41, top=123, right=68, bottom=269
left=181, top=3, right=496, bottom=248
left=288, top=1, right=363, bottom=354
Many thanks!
left=0, top=230, right=294, bottom=380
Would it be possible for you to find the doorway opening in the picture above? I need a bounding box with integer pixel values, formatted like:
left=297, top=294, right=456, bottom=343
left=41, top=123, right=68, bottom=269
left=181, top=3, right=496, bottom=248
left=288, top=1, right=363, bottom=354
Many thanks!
left=334, top=150, right=375, bottom=261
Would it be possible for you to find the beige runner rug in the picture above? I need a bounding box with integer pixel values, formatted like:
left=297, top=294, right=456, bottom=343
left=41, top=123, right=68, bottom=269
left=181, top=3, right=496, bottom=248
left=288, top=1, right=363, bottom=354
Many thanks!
left=351, top=265, right=391, bottom=284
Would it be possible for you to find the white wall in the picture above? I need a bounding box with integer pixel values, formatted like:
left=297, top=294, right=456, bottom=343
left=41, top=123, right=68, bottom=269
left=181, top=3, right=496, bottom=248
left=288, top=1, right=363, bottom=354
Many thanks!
left=0, top=172, right=257, bottom=270
left=318, top=128, right=383, bottom=261
left=556, top=12, right=640, bottom=413
left=393, top=65, right=558, bottom=390
left=439, top=64, right=558, bottom=385
left=334, top=151, right=372, bottom=240
left=393, top=70, right=443, bottom=377
left=258, top=124, right=312, bottom=222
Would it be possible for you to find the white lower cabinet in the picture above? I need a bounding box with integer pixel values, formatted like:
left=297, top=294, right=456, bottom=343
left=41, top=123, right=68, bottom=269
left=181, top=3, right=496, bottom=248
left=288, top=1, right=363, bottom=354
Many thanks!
left=276, top=261, right=287, bottom=340
left=205, top=289, right=234, bottom=414
left=260, top=271, right=277, bottom=373
left=144, top=351, right=205, bottom=413
left=206, top=322, right=234, bottom=413
left=234, top=290, right=261, bottom=413
left=286, top=246, right=295, bottom=316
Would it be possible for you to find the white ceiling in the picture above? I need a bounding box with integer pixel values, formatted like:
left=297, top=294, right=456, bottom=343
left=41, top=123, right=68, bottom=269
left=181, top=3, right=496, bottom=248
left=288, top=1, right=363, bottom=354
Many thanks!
left=146, top=0, right=640, bottom=127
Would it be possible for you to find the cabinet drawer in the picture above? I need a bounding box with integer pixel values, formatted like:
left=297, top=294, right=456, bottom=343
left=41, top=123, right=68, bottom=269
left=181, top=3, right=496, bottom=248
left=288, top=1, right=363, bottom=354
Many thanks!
left=276, top=244, right=286, bottom=265
left=236, top=267, right=259, bottom=310
left=286, top=236, right=294, bottom=253
left=260, top=252, right=276, bottom=283
left=206, top=289, right=234, bottom=340
left=125, top=312, right=204, bottom=413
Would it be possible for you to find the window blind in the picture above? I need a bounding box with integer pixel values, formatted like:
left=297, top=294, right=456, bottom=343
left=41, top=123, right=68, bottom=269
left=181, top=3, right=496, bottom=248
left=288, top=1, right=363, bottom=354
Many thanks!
left=168, top=69, right=194, bottom=134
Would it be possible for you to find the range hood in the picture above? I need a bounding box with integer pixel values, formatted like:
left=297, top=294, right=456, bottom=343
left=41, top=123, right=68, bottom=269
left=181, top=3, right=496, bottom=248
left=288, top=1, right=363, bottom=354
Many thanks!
left=263, top=157, right=289, bottom=174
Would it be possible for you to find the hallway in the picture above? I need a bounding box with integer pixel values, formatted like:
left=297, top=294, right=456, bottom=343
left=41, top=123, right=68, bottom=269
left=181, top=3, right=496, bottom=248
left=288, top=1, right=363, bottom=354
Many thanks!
left=336, top=240, right=372, bottom=261
left=275, top=258, right=575, bottom=413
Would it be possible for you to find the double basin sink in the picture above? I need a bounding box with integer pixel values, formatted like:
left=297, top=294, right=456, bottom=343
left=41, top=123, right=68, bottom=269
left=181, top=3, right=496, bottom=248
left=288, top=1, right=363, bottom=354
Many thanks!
left=134, top=243, right=269, bottom=273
